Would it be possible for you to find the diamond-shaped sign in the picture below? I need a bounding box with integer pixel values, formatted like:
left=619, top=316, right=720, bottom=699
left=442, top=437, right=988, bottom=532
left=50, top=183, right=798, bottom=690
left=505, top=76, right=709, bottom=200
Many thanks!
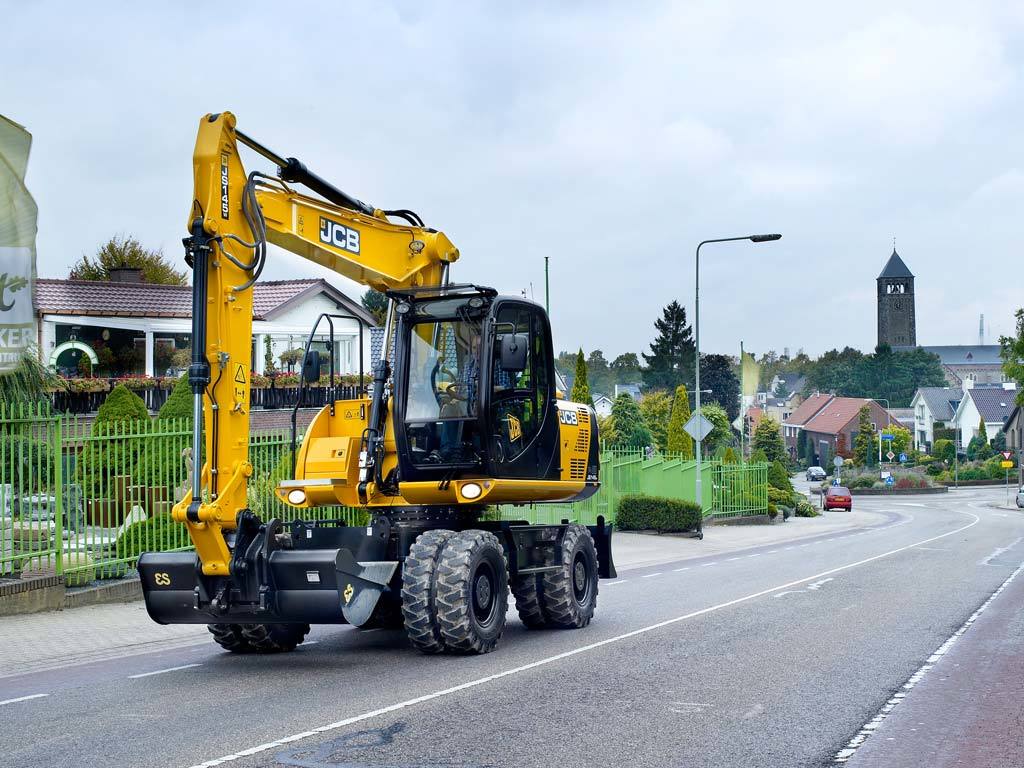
left=886, top=451, right=895, bottom=461
left=684, top=412, right=714, bottom=442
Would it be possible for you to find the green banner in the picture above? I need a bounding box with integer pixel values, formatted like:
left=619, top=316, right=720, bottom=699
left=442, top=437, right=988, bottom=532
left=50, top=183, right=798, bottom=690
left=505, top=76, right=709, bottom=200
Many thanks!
left=0, top=115, right=36, bottom=373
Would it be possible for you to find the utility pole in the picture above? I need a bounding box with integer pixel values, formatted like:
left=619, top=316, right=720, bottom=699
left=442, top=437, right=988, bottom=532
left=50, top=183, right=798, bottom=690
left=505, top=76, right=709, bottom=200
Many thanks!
left=544, top=256, right=550, bottom=314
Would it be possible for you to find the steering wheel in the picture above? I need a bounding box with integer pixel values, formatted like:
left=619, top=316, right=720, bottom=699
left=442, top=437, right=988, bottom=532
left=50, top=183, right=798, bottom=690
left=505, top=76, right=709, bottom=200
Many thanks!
left=430, top=361, right=458, bottom=405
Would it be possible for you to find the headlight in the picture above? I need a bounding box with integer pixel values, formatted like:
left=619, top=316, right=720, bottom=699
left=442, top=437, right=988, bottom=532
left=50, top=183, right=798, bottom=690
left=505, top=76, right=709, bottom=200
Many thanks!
left=460, top=482, right=482, bottom=500
left=287, top=489, right=307, bottom=505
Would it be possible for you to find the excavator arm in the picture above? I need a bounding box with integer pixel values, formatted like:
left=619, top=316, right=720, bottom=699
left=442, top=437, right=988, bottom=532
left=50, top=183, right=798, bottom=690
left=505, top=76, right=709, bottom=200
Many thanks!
left=172, top=111, right=458, bottom=576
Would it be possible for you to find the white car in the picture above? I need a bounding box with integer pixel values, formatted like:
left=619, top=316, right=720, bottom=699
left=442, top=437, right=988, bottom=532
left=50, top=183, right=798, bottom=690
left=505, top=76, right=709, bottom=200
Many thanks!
left=806, top=466, right=826, bottom=482
left=1016, top=487, right=1024, bottom=509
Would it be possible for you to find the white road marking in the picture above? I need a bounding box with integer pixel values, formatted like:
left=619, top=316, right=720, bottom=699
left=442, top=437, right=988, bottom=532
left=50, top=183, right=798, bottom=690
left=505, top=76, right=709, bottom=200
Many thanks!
left=641, top=572, right=663, bottom=578
left=673, top=567, right=690, bottom=572
left=746, top=553, right=762, bottom=558
left=834, top=557, right=1024, bottom=764
left=700, top=562, right=717, bottom=567
left=189, top=512, right=981, bottom=768
left=603, top=579, right=628, bottom=586
left=128, top=663, right=202, bottom=679
left=765, top=550, right=779, bottom=554
left=727, top=557, right=742, bottom=561
left=302, top=641, right=319, bottom=646
left=806, top=578, right=834, bottom=591
left=0, top=693, right=48, bottom=706
left=980, top=537, right=1024, bottom=566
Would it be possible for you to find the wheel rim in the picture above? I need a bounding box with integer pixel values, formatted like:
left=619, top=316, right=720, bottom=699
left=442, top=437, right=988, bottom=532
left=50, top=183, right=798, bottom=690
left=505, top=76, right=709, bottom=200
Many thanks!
left=572, top=551, right=593, bottom=605
left=471, top=560, right=499, bottom=626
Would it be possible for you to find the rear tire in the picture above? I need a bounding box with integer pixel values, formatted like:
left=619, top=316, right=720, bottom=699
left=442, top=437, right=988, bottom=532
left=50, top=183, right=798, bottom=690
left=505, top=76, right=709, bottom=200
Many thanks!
left=401, top=529, right=454, bottom=654
left=435, top=530, right=508, bottom=654
left=208, top=622, right=309, bottom=653
left=208, top=623, right=252, bottom=653
left=538, top=524, right=598, bottom=629
left=242, top=623, right=309, bottom=653
left=511, top=573, right=547, bottom=629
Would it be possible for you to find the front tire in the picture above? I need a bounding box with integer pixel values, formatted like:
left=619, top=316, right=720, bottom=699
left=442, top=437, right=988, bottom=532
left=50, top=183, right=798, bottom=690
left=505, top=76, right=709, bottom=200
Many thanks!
left=401, top=529, right=454, bottom=654
left=538, top=524, right=598, bottom=629
left=435, top=530, right=508, bottom=654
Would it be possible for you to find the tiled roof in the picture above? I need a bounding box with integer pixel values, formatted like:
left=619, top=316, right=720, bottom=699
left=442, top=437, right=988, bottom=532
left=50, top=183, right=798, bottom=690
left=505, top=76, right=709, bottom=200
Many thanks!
left=783, top=393, right=832, bottom=426
left=803, top=397, right=877, bottom=436
left=968, top=387, right=1016, bottom=425
left=34, top=278, right=375, bottom=325
left=920, top=345, right=1002, bottom=366
left=915, top=386, right=962, bottom=421
left=878, top=249, right=913, bottom=279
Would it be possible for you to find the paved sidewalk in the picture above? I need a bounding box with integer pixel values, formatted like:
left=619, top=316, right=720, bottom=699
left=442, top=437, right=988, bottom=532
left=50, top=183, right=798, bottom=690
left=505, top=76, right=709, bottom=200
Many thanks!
left=615, top=507, right=888, bottom=571
left=0, top=508, right=886, bottom=677
left=847, top=557, right=1024, bottom=767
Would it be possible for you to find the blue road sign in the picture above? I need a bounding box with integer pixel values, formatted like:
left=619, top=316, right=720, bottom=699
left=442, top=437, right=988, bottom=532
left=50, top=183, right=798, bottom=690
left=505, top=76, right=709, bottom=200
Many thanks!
left=881, top=433, right=894, bottom=441
left=885, top=475, right=895, bottom=486
left=899, top=452, right=907, bottom=463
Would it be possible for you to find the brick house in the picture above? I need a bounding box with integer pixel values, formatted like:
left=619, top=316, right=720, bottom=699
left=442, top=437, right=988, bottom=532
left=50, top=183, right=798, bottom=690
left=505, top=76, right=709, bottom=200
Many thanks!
left=783, top=395, right=895, bottom=467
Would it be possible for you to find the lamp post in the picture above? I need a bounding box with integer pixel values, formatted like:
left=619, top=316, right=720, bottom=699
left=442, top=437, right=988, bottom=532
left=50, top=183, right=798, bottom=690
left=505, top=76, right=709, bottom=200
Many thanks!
left=694, top=234, right=781, bottom=537
left=873, top=398, right=891, bottom=468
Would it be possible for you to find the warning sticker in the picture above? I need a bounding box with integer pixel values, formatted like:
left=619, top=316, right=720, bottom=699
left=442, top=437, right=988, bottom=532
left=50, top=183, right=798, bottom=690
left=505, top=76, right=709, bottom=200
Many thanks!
left=234, top=364, right=246, bottom=384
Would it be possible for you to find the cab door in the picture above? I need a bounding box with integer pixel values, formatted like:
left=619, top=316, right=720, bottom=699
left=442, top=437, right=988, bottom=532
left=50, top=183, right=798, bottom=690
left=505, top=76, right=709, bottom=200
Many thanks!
left=484, top=301, right=560, bottom=480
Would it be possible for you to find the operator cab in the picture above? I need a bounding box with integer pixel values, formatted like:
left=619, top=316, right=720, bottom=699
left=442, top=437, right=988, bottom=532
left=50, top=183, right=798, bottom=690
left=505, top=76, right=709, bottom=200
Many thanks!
left=391, top=285, right=560, bottom=484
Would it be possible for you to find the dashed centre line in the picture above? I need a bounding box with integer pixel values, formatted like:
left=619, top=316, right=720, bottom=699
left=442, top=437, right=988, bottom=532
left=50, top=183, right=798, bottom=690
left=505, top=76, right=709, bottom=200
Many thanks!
left=128, top=664, right=202, bottom=679
left=0, top=693, right=48, bottom=707
left=641, top=572, right=663, bottom=579
left=700, top=562, right=717, bottom=567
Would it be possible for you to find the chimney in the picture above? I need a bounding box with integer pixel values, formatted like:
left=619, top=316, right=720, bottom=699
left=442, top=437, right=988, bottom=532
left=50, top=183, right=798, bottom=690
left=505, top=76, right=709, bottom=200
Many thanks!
left=979, top=314, right=985, bottom=346
left=109, top=267, right=144, bottom=283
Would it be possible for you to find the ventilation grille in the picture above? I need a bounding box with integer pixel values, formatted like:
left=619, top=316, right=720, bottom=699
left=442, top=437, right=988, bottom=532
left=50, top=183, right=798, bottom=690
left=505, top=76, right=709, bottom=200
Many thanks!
left=569, top=458, right=587, bottom=480
left=574, top=407, right=591, bottom=453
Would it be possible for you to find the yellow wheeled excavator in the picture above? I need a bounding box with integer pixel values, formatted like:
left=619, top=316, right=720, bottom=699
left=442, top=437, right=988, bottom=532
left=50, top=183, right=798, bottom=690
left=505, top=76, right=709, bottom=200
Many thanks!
left=139, top=112, right=614, bottom=654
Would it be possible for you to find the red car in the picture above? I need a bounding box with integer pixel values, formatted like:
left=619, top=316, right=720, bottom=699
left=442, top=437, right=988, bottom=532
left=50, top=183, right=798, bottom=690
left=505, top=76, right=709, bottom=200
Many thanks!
left=824, top=485, right=852, bottom=510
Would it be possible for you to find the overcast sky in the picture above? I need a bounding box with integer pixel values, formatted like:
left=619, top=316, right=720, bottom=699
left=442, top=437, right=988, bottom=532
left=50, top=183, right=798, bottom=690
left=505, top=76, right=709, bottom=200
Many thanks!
left=3, top=1, right=1023, bottom=359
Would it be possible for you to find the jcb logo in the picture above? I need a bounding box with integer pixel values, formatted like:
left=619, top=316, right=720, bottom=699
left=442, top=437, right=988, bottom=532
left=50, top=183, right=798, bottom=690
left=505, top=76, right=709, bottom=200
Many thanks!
left=154, top=572, right=171, bottom=586
left=319, top=216, right=361, bottom=254
left=558, top=410, right=579, bottom=426
left=507, top=415, right=522, bottom=442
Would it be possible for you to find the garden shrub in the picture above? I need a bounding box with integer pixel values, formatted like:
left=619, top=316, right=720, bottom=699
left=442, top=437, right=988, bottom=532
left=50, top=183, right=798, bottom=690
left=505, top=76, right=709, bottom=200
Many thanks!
left=794, top=499, right=818, bottom=517
left=157, top=374, right=192, bottom=421
left=767, top=486, right=794, bottom=507
left=114, top=513, right=187, bottom=563
left=76, top=384, right=152, bottom=497
left=768, top=460, right=793, bottom=493
left=615, top=494, right=701, bottom=533
left=767, top=502, right=778, bottom=519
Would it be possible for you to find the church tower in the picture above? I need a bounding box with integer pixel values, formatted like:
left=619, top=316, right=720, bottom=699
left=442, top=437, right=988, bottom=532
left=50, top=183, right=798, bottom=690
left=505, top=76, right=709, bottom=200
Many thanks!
left=877, top=249, right=916, bottom=348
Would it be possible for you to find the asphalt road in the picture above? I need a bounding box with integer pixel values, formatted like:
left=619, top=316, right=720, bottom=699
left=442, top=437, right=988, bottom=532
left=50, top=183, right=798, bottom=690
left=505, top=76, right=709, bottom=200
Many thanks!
left=2, top=487, right=1022, bottom=768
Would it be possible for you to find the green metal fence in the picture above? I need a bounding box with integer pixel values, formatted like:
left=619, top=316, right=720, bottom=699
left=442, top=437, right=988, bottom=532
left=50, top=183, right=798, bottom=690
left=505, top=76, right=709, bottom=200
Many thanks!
left=491, top=449, right=769, bottom=524
left=0, top=404, right=364, bottom=583
left=1, top=403, right=769, bottom=585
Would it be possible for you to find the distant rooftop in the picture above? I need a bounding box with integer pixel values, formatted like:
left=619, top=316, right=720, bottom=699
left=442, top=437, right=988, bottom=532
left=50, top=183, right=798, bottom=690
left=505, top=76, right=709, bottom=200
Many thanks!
left=920, top=345, right=1002, bottom=366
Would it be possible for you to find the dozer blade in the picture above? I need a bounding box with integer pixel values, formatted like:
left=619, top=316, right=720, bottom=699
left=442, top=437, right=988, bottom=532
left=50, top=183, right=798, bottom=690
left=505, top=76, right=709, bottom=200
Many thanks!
left=336, top=548, right=399, bottom=626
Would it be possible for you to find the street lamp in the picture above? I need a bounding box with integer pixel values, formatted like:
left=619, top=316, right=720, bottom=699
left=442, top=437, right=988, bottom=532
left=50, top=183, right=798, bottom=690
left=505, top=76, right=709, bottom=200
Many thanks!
left=872, top=398, right=891, bottom=467
left=694, top=234, right=781, bottom=538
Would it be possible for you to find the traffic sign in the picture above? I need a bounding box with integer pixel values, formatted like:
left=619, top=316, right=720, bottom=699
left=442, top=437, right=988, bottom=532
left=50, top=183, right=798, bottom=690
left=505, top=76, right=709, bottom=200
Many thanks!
left=899, top=452, right=907, bottom=463
left=1003, top=451, right=1013, bottom=461
left=833, top=456, right=844, bottom=468
left=886, top=450, right=896, bottom=461
left=885, top=475, right=895, bottom=486
left=1001, top=460, right=1015, bottom=469
left=684, top=412, right=714, bottom=442
left=881, top=433, right=894, bottom=441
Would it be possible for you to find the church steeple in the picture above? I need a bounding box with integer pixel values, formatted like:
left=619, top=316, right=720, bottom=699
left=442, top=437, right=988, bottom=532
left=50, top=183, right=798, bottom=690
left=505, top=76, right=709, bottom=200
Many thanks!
left=877, top=249, right=916, bottom=348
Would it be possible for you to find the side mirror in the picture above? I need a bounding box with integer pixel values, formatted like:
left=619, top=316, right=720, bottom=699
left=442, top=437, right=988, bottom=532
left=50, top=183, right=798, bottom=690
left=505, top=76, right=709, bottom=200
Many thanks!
left=302, top=350, right=321, bottom=384
left=499, top=333, right=528, bottom=373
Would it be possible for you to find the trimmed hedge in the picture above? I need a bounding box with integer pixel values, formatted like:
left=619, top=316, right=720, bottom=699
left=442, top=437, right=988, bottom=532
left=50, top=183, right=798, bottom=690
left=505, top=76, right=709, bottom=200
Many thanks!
left=616, top=494, right=702, bottom=533
left=114, top=513, right=187, bottom=563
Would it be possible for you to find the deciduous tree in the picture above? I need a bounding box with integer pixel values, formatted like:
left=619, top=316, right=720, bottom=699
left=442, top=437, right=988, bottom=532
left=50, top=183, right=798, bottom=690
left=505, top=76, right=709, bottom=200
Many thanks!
left=752, top=418, right=786, bottom=464
left=609, top=393, right=652, bottom=449
left=639, top=390, right=672, bottom=453
left=70, top=236, right=187, bottom=285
